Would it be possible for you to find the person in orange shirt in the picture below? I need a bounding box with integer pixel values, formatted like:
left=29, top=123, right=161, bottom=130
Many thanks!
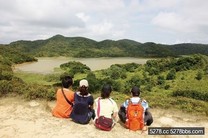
left=52, top=76, right=74, bottom=118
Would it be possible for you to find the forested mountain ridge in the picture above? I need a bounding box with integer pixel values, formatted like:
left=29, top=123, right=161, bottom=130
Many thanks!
left=1, top=34, right=208, bottom=58
left=168, top=43, right=208, bottom=55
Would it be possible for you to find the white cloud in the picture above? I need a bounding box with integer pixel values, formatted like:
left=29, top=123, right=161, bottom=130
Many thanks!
left=90, top=21, right=113, bottom=35
left=152, top=12, right=194, bottom=33
left=87, top=21, right=125, bottom=40
left=152, top=0, right=208, bottom=35
left=0, top=0, right=208, bottom=44
left=76, top=13, right=90, bottom=22
left=134, top=0, right=180, bottom=12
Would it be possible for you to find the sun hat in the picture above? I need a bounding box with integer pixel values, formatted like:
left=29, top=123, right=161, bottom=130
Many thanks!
left=79, top=79, right=89, bottom=87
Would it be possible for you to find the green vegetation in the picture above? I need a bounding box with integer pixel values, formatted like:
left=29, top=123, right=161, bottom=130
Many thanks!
left=0, top=45, right=37, bottom=64
left=1, top=35, right=208, bottom=116
left=2, top=35, right=208, bottom=58
left=14, top=72, right=60, bottom=85
left=0, top=53, right=55, bottom=100
left=1, top=54, right=208, bottom=115
left=60, top=61, right=91, bottom=76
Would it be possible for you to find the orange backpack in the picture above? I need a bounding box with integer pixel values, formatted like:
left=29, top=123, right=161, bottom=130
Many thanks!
left=125, top=100, right=144, bottom=131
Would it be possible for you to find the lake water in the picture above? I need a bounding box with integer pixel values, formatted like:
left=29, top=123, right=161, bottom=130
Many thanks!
left=14, top=57, right=151, bottom=74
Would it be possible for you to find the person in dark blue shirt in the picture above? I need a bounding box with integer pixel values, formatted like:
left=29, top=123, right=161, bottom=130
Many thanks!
left=70, top=79, right=95, bottom=124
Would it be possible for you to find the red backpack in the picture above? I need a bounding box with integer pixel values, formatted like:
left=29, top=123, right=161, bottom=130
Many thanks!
left=125, top=100, right=144, bottom=131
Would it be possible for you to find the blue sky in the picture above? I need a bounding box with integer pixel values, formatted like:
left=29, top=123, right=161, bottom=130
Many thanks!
left=0, top=0, right=208, bottom=44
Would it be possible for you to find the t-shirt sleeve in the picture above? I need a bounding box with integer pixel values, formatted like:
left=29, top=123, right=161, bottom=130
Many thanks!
left=70, top=92, right=75, bottom=102
left=88, top=95, right=94, bottom=106
left=122, top=99, right=129, bottom=108
left=141, top=100, right=149, bottom=110
left=112, top=100, right=118, bottom=113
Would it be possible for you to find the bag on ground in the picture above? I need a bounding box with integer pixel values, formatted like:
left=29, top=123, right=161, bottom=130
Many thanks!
left=95, top=116, right=113, bottom=131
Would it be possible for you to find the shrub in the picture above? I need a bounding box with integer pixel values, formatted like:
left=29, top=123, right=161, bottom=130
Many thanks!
left=44, top=74, right=60, bottom=82
left=86, top=72, right=101, bottom=93
left=166, top=69, right=176, bottom=80
left=164, top=85, right=170, bottom=90
left=60, top=61, right=91, bottom=74
left=144, top=84, right=153, bottom=92
left=172, top=90, right=208, bottom=101
left=0, top=80, right=13, bottom=96
left=195, top=70, right=203, bottom=80
left=22, top=84, right=55, bottom=100
left=157, top=75, right=165, bottom=85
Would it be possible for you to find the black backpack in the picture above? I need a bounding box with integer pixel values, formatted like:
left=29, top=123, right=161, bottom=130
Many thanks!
left=70, top=93, right=91, bottom=124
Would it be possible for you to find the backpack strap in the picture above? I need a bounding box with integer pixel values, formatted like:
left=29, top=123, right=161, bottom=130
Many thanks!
left=61, top=88, right=73, bottom=107
left=108, top=98, right=114, bottom=104
left=97, top=98, right=101, bottom=117
left=128, top=98, right=132, bottom=105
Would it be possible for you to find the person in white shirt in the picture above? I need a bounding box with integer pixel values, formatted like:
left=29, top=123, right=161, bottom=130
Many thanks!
left=94, top=84, right=118, bottom=124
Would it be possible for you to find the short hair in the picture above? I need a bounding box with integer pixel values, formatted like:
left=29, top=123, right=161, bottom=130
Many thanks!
left=131, top=86, right=140, bottom=96
left=62, top=76, right=73, bottom=88
left=101, top=84, right=112, bottom=99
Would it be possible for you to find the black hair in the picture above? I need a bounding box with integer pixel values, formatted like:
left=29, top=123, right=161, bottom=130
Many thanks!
left=101, top=84, right=112, bottom=99
left=79, top=86, right=89, bottom=96
left=62, top=76, right=73, bottom=88
left=131, top=86, right=140, bottom=96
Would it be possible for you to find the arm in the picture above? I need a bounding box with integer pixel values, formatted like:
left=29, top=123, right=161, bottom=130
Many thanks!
left=141, top=99, right=149, bottom=111
left=122, top=99, right=129, bottom=108
left=88, top=95, right=94, bottom=109
left=112, top=112, right=118, bottom=120
left=112, top=99, right=119, bottom=120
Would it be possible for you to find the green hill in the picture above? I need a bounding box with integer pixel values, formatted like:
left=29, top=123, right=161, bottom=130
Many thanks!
left=169, top=43, right=208, bottom=55
left=2, top=34, right=207, bottom=58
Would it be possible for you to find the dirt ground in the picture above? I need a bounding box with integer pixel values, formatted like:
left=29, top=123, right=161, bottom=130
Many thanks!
left=0, top=96, right=207, bottom=138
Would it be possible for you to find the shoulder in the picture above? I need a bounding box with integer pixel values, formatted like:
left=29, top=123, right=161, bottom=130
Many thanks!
left=87, top=93, right=93, bottom=98
left=87, top=95, right=94, bottom=102
left=109, top=98, right=116, bottom=104
left=141, top=99, right=149, bottom=108
left=94, top=97, right=100, bottom=102
left=66, top=90, right=74, bottom=97
left=95, top=97, right=99, bottom=100
left=56, top=88, right=61, bottom=93
left=69, top=90, right=75, bottom=94
left=75, top=92, right=81, bottom=96
left=108, top=98, right=118, bottom=108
